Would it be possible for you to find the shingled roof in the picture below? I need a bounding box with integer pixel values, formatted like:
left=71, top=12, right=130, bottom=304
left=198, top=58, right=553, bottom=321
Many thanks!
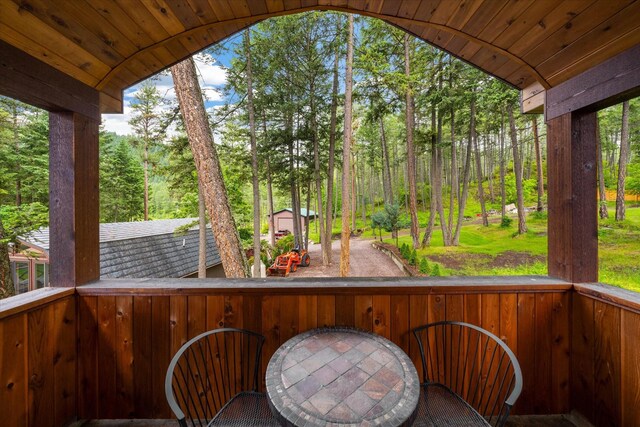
left=21, top=218, right=221, bottom=279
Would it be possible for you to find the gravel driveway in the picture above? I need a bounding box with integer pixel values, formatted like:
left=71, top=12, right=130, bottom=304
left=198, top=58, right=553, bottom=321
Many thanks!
left=291, top=237, right=405, bottom=277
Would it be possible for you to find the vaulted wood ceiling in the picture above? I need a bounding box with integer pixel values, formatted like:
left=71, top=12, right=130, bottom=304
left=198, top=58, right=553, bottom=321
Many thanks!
left=1, top=0, right=639, bottom=113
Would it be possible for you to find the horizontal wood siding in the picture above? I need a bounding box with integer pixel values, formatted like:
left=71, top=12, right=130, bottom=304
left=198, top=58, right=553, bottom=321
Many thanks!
left=0, top=294, right=77, bottom=427
left=77, top=287, right=571, bottom=419
left=572, top=291, right=640, bottom=427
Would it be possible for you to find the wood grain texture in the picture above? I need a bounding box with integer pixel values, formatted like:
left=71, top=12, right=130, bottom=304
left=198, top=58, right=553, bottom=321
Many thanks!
left=571, top=293, right=595, bottom=422
left=28, top=302, right=55, bottom=426
left=546, top=111, right=597, bottom=283
left=71, top=288, right=572, bottom=418
left=0, top=313, right=27, bottom=427
left=593, top=300, right=621, bottom=427
left=53, top=296, right=76, bottom=426
left=621, top=310, right=640, bottom=426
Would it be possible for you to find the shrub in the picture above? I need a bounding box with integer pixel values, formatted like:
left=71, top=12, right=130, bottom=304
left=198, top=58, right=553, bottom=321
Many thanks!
left=409, top=249, right=418, bottom=266
left=431, top=263, right=442, bottom=276
left=500, top=217, right=513, bottom=228
left=400, top=243, right=409, bottom=259
left=530, top=210, right=547, bottom=220
left=419, top=257, right=430, bottom=274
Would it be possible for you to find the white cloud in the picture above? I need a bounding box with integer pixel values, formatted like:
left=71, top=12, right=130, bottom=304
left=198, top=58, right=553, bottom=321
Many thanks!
left=102, top=58, right=227, bottom=136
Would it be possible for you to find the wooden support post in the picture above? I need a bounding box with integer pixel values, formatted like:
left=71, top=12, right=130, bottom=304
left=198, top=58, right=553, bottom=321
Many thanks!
left=49, top=112, right=100, bottom=286
left=547, top=111, right=598, bottom=283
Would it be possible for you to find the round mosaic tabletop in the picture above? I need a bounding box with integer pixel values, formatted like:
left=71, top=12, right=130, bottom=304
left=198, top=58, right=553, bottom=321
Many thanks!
left=266, top=327, right=419, bottom=427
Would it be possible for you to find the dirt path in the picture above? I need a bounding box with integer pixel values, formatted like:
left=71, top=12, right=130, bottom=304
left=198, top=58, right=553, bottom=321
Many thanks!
left=291, top=237, right=405, bottom=277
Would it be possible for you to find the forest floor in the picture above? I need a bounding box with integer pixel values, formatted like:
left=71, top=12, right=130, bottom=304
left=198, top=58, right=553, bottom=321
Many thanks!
left=291, top=237, right=405, bottom=277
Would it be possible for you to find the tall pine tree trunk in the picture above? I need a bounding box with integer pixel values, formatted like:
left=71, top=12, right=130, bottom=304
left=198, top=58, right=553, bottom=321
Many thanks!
left=380, top=117, right=394, bottom=206
left=421, top=107, right=438, bottom=248
left=453, top=99, right=475, bottom=245
left=532, top=115, right=545, bottom=212
left=448, top=109, right=457, bottom=234
left=473, top=111, right=488, bottom=227
left=245, top=30, right=262, bottom=277
left=404, top=33, right=419, bottom=248
left=171, top=58, right=248, bottom=278
left=0, top=217, right=14, bottom=299
left=508, top=103, right=527, bottom=234
left=340, top=14, right=354, bottom=277
left=616, top=100, right=631, bottom=221
left=143, top=144, right=149, bottom=220
left=435, top=106, right=451, bottom=245
left=500, top=110, right=507, bottom=219
left=264, top=115, right=277, bottom=247
left=324, top=36, right=339, bottom=266
left=198, top=181, right=207, bottom=278
left=310, top=79, right=325, bottom=262
left=596, top=116, right=609, bottom=219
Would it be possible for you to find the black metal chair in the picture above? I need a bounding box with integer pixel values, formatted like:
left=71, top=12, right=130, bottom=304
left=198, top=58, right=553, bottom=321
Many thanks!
left=412, top=321, right=523, bottom=427
left=165, top=328, right=279, bottom=426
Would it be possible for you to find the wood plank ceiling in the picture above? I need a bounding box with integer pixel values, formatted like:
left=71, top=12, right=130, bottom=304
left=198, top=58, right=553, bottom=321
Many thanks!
left=1, top=0, right=639, bottom=113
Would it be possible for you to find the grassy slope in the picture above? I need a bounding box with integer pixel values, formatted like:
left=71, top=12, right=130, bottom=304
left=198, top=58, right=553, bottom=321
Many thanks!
left=309, top=204, right=640, bottom=292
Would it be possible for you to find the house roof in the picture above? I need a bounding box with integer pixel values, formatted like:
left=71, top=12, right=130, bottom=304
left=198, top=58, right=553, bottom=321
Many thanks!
left=271, top=208, right=317, bottom=218
left=2, top=1, right=639, bottom=114
left=21, top=218, right=221, bottom=279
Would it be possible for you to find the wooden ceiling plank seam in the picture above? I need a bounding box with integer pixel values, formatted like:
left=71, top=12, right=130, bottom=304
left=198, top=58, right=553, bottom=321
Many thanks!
left=420, top=27, right=440, bottom=44
left=380, top=0, right=403, bottom=17
left=163, top=39, right=192, bottom=64
left=41, top=0, right=139, bottom=57
left=162, top=0, right=203, bottom=30
left=429, top=0, right=464, bottom=26
left=432, top=29, right=455, bottom=47
left=442, top=32, right=468, bottom=54
left=207, top=0, right=236, bottom=20
left=445, top=0, right=484, bottom=29
left=523, top=0, right=635, bottom=68
left=508, top=0, right=598, bottom=56
left=247, top=0, right=270, bottom=16
left=87, top=0, right=155, bottom=49
left=457, top=39, right=483, bottom=62
left=148, top=46, right=178, bottom=71
left=472, top=47, right=511, bottom=74
left=113, top=0, right=172, bottom=43
left=411, top=0, right=440, bottom=23
left=505, top=65, right=537, bottom=88
left=397, top=0, right=422, bottom=20
left=537, top=1, right=640, bottom=81
left=0, top=3, right=109, bottom=82
left=363, top=0, right=386, bottom=15
left=329, top=0, right=349, bottom=8
left=491, top=0, right=561, bottom=50
left=347, top=0, right=366, bottom=13
left=476, top=0, right=536, bottom=44
left=264, top=0, right=285, bottom=13
left=285, top=0, right=303, bottom=11
left=227, top=0, right=253, bottom=18
left=3, top=0, right=125, bottom=67
left=140, top=0, right=187, bottom=35
left=184, top=0, right=221, bottom=24
left=546, top=25, right=640, bottom=88
left=460, top=0, right=510, bottom=37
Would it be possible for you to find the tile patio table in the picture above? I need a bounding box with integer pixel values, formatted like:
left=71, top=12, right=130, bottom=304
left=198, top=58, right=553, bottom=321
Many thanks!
left=266, top=327, right=419, bottom=426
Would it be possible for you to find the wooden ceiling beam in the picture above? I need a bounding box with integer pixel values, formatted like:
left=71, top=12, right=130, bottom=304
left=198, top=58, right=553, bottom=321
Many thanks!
left=545, top=43, right=640, bottom=121
left=0, top=40, right=100, bottom=120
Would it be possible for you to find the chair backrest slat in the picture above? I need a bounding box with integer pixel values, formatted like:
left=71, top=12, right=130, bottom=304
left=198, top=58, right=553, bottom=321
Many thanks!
left=165, top=328, right=265, bottom=426
left=413, top=321, right=523, bottom=427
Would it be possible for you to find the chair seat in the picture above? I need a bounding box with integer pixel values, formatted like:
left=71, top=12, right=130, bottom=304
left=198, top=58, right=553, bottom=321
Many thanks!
left=209, top=392, right=280, bottom=427
left=412, top=383, right=491, bottom=427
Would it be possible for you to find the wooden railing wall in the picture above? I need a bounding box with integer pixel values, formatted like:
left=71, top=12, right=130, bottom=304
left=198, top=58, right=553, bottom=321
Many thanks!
left=0, top=288, right=76, bottom=427
left=4, top=279, right=639, bottom=426
left=571, top=284, right=640, bottom=427
left=75, top=278, right=572, bottom=420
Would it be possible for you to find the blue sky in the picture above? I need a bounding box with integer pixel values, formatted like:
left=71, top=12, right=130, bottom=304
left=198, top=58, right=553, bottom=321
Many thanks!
left=101, top=43, right=238, bottom=136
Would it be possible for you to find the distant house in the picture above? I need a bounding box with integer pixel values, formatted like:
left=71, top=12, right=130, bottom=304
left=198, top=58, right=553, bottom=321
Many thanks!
left=267, top=208, right=317, bottom=241
left=9, top=218, right=223, bottom=294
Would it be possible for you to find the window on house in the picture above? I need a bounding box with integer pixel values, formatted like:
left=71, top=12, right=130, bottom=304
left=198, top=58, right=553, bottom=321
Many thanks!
left=13, top=262, right=30, bottom=294
left=35, top=263, right=48, bottom=289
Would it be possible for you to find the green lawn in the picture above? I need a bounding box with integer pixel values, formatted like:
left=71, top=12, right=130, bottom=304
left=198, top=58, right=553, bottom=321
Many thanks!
left=309, top=204, right=640, bottom=292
